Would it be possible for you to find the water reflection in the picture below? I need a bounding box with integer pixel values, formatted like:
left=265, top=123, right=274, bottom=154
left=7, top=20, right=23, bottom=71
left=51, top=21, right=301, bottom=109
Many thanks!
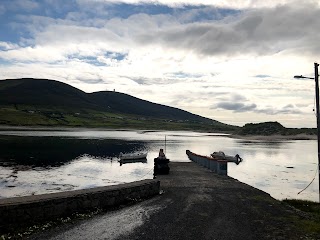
left=236, top=139, right=286, bottom=148
left=0, top=136, right=148, bottom=167
left=229, top=139, right=318, bottom=201
left=0, top=129, right=318, bottom=202
left=0, top=155, right=154, bottom=198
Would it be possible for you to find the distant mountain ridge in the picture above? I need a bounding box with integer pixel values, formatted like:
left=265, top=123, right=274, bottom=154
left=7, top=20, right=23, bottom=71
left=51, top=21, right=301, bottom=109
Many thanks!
left=0, top=78, right=235, bottom=130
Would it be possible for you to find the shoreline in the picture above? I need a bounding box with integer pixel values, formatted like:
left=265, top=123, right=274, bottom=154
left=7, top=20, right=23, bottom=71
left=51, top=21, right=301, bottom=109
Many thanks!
left=230, top=133, right=317, bottom=141
left=0, top=125, right=317, bottom=140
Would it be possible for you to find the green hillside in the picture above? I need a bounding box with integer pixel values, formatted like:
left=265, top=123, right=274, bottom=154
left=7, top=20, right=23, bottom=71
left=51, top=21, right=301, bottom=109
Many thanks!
left=237, top=122, right=316, bottom=136
left=0, top=78, right=97, bottom=109
left=0, top=78, right=237, bottom=132
left=90, top=91, right=219, bottom=123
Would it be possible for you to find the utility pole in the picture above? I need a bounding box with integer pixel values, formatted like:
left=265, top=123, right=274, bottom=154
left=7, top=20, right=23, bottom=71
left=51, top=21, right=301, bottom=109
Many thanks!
left=295, top=63, right=320, bottom=202
left=315, top=62, right=320, bottom=203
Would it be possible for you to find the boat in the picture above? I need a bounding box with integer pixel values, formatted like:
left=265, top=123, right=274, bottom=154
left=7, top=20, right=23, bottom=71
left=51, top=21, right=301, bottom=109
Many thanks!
left=119, top=158, right=147, bottom=166
left=186, top=150, right=242, bottom=175
left=119, top=152, right=147, bottom=161
left=154, top=148, right=170, bottom=175
left=211, top=151, right=243, bottom=165
left=119, top=152, right=148, bottom=166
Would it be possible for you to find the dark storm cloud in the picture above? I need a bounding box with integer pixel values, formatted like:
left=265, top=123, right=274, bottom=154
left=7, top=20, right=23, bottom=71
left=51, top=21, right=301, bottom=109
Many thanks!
left=214, top=102, right=257, bottom=112
left=75, top=77, right=105, bottom=84
left=214, top=99, right=302, bottom=115
left=212, top=91, right=303, bottom=114
left=135, top=2, right=320, bottom=57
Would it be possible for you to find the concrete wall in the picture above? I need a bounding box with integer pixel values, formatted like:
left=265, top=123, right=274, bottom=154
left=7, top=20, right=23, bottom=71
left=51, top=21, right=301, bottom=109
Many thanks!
left=0, top=179, right=160, bottom=232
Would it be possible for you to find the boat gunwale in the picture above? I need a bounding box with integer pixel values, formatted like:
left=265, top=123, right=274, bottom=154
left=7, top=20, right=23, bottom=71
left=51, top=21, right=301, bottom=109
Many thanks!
left=186, top=150, right=228, bottom=163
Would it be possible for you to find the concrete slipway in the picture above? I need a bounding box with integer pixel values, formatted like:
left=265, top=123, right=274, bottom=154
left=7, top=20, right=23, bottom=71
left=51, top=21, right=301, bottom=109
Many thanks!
left=30, top=162, right=318, bottom=240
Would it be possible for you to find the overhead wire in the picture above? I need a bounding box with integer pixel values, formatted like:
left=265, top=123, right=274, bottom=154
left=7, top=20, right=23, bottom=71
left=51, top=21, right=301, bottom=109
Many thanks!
left=297, top=86, right=318, bottom=195
left=297, top=166, right=318, bottom=195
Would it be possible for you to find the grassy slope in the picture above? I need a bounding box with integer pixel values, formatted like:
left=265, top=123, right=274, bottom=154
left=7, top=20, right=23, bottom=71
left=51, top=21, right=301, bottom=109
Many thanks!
left=0, top=104, right=237, bottom=132
left=2, top=79, right=316, bottom=134
left=283, top=199, right=320, bottom=237
left=0, top=78, right=238, bottom=132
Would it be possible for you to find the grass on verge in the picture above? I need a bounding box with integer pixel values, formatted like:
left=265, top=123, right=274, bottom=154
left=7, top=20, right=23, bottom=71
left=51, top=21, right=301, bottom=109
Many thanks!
left=283, top=199, right=320, bottom=236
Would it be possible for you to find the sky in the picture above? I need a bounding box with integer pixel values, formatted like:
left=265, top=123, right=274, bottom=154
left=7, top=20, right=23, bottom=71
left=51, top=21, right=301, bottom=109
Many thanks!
left=1, top=0, right=320, bottom=128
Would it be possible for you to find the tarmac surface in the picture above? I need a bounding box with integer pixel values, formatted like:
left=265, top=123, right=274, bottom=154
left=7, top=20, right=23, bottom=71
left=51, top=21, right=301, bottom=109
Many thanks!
left=31, top=162, right=316, bottom=240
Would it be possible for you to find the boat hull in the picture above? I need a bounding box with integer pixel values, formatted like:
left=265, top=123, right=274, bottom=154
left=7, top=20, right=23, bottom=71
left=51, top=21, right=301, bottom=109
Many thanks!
left=186, top=150, right=228, bottom=175
left=119, top=158, right=147, bottom=165
left=119, top=153, right=147, bottom=161
left=211, top=152, right=242, bottom=165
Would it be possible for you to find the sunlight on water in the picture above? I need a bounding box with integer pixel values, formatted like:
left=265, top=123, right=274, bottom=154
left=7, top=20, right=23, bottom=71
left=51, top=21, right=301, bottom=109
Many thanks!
left=229, top=139, right=318, bottom=202
left=0, top=155, right=155, bottom=198
left=0, top=129, right=318, bottom=202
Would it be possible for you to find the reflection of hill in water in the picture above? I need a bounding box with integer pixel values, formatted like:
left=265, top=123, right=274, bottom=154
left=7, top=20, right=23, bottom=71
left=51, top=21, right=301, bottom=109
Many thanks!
left=0, top=136, right=148, bottom=167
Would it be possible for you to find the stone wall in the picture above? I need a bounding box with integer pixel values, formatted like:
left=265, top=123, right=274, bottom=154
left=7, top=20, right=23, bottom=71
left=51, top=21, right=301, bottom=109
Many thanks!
left=0, top=179, right=160, bottom=232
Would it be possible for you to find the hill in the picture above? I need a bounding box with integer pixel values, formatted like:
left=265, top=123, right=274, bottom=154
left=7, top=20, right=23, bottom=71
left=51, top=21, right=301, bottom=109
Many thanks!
left=90, top=91, right=217, bottom=123
left=0, top=78, right=97, bottom=108
left=237, top=121, right=316, bottom=137
left=0, top=78, right=237, bottom=131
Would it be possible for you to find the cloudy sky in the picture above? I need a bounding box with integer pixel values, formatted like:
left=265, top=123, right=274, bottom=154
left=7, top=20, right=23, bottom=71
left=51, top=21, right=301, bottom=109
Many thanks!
left=1, top=0, right=320, bottom=128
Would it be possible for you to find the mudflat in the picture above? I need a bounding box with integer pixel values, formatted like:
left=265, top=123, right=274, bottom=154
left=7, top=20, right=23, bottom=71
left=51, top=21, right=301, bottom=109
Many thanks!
left=31, top=162, right=318, bottom=240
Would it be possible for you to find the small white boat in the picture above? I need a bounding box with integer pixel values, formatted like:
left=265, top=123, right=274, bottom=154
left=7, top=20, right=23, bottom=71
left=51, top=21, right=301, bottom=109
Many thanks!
left=211, top=151, right=243, bottom=165
left=119, top=152, right=147, bottom=161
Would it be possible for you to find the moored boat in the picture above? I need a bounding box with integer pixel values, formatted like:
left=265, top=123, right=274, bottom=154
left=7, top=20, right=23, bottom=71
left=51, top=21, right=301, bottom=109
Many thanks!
left=186, top=150, right=242, bottom=175
left=119, top=152, right=147, bottom=161
left=211, top=151, right=243, bottom=165
left=119, top=152, right=148, bottom=166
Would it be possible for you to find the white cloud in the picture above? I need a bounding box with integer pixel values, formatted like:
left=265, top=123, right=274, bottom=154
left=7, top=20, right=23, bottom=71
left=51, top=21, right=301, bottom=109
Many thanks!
left=132, top=3, right=320, bottom=58
left=79, top=0, right=319, bottom=9
left=0, top=0, right=320, bottom=128
left=4, top=2, right=319, bottom=62
left=0, top=42, right=19, bottom=50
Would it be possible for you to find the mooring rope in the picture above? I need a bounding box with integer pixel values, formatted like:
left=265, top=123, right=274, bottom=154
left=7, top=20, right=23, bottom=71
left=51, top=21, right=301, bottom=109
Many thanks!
left=297, top=166, right=318, bottom=195
left=139, top=167, right=154, bottom=180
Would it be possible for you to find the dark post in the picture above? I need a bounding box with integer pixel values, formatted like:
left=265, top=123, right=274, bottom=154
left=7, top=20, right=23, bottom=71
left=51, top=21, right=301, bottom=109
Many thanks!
left=315, top=62, right=320, bottom=202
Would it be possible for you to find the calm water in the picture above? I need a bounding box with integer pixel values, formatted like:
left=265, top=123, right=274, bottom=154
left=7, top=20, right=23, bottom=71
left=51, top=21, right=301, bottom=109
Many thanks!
left=0, top=129, right=318, bottom=202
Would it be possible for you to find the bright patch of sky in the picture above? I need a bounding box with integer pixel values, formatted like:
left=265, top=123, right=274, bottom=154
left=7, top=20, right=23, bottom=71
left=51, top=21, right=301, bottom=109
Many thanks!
left=1, top=0, right=320, bottom=127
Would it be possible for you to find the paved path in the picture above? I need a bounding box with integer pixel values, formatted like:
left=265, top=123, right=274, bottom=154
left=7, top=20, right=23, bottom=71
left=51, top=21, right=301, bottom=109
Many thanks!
left=31, top=162, right=314, bottom=240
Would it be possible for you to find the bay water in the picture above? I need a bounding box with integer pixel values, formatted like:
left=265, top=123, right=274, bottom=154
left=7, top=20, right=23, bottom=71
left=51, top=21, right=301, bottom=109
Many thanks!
left=0, top=129, right=318, bottom=202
